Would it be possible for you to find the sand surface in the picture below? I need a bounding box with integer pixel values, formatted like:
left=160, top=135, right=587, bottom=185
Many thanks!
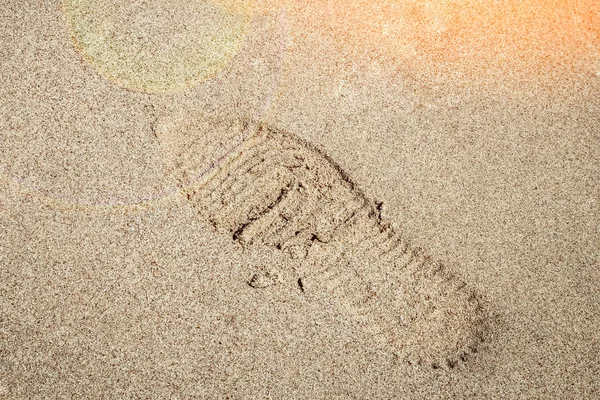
left=1, top=0, right=599, bottom=398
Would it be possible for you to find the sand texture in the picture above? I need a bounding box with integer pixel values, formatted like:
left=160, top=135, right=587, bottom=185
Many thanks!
left=1, top=0, right=599, bottom=398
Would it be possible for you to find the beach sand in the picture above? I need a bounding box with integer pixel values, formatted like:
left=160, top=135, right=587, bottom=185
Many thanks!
left=1, top=0, right=598, bottom=398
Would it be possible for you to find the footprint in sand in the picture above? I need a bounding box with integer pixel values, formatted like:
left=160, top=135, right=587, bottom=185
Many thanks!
left=61, top=0, right=489, bottom=368
left=159, top=115, right=490, bottom=369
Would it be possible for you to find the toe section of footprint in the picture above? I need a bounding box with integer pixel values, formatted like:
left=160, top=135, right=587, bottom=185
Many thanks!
left=184, top=121, right=489, bottom=367
left=155, top=112, right=253, bottom=188
left=186, top=123, right=365, bottom=254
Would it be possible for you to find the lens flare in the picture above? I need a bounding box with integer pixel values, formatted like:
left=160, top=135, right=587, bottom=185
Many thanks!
left=62, top=0, right=253, bottom=93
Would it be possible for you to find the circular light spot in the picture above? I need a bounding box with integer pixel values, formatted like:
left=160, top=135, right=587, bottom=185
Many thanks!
left=62, top=0, right=252, bottom=93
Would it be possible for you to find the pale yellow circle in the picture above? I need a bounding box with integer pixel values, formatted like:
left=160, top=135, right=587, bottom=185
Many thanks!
left=62, top=0, right=253, bottom=93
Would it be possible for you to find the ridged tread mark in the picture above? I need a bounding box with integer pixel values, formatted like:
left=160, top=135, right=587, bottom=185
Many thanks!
left=184, top=124, right=271, bottom=204
left=199, top=148, right=306, bottom=218
left=173, top=124, right=242, bottom=173
left=181, top=120, right=490, bottom=369
left=233, top=194, right=297, bottom=245
left=221, top=144, right=364, bottom=254
left=213, top=167, right=294, bottom=222
left=195, top=143, right=296, bottom=203
left=158, top=115, right=254, bottom=187
left=258, top=198, right=309, bottom=248
left=231, top=182, right=293, bottom=242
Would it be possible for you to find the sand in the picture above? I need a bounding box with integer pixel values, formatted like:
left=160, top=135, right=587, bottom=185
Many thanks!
left=1, top=0, right=598, bottom=398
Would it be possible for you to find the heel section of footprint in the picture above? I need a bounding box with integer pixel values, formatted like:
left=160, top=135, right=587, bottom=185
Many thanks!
left=183, top=122, right=489, bottom=368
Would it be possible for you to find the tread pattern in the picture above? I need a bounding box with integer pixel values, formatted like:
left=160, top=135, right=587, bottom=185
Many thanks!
left=180, top=121, right=488, bottom=368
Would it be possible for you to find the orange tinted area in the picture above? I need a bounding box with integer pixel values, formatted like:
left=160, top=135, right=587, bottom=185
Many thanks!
left=254, top=0, right=599, bottom=78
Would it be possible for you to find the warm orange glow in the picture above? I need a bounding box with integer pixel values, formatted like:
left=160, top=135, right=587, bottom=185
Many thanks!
left=253, top=0, right=599, bottom=78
